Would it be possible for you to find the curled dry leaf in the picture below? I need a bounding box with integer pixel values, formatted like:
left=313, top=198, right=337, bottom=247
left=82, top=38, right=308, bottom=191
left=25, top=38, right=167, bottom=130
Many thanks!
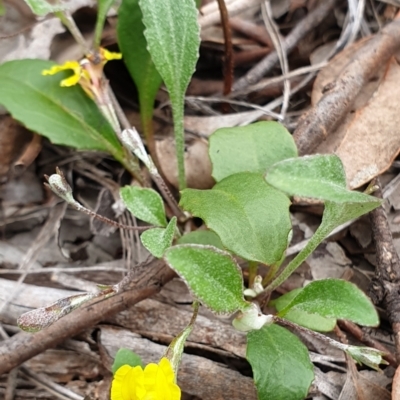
left=156, top=137, right=214, bottom=189
left=0, top=1, right=64, bottom=64
left=393, top=364, right=400, bottom=400
left=338, top=359, right=391, bottom=400
left=312, top=38, right=400, bottom=189
left=0, top=115, right=37, bottom=183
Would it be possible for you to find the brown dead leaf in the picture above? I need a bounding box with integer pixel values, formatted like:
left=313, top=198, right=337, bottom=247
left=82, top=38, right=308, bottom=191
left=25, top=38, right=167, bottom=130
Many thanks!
left=0, top=116, right=35, bottom=183
left=156, top=137, right=214, bottom=189
left=335, top=58, right=400, bottom=188
left=312, top=38, right=400, bottom=188
left=339, top=359, right=391, bottom=400
left=392, top=364, right=400, bottom=399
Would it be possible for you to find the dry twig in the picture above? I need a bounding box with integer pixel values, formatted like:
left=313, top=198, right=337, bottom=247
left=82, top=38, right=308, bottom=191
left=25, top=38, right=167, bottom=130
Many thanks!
left=0, top=258, right=175, bottom=375
left=369, top=179, right=400, bottom=363
left=293, top=15, right=400, bottom=155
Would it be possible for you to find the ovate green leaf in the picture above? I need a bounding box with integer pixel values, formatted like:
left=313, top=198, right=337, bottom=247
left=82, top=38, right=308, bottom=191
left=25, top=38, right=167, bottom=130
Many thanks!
left=280, top=279, right=379, bottom=327
left=0, top=60, right=125, bottom=160
left=23, top=0, right=65, bottom=15
left=112, top=348, right=144, bottom=374
left=265, top=154, right=379, bottom=204
left=180, top=172, right=291, bottom=264
left=0, top=0, right=5, bottom=16
left=177, top=230, right=224, bottom=249
left=271, top=289, right=336, bottom=332
left=140, top=217, right=177, bottom=258
left=210, top=121, right=297, bottom=182
left=120, top=186, right=167, bottom=227
left=247, top=324, right=314, bottom=400
left=164, top=245, right=249, bottom=314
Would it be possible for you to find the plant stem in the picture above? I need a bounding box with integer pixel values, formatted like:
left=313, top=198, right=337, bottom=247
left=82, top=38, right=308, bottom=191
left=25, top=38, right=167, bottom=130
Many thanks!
left=216, top=0, right=233, bottom=96
left=71, top=201, right=152, bottom=231
left=263, top=222, right=330, bottom=297
left=248, top=261, right=258, bottom=288
left=273, top=316, right=348, bottom=352
left=152, top=172, right=185, bottom=219
left=172, top=98, right=187, bottom=190
left=262, top=263, right=280, bottom=286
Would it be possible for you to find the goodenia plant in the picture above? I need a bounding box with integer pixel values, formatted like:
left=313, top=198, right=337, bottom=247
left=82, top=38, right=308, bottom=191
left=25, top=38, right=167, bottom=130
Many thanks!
left=118, top=121, right=383, bottom=398
left=29, top=121, right=384, bottom=400
left=1, top=0, right=386, bottom=398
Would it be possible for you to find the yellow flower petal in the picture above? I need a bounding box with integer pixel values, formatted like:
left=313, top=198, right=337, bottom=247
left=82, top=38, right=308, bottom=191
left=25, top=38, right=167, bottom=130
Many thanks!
left=42, top=61, right=83, bottom=88
left=111, top=364, right=145, bottom=400
left=60, top=74, right=81, bottom=87
left=159, top=358, right=176, bottom=383
left=111, top=358, right=181, bottom=400
left=101, top=47, right=122, bottom=61
left=42, top=61, right=81, bottom=76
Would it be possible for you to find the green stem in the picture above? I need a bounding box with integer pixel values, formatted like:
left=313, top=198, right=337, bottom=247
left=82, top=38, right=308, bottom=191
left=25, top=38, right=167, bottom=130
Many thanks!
left=262, top=263, right=280, bottom=287
left=164, top=301, right=199, bottom=379
left=248, top=261, right=258, bottom=288
left=152, top=172, right=185, bottom=219
left=172, top=98, right=186, bottom=190
left=264, top=223, right=331, bottom=295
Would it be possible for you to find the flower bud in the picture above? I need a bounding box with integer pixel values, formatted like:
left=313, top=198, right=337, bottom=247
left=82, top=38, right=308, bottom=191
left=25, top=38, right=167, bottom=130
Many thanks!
left=232, top=303, right=273, bottom=332
left=346, top=345, right=388, bottom=371
left=44, top=168, right=77, bottom=205
left=119, top=128, right=156, bottom=173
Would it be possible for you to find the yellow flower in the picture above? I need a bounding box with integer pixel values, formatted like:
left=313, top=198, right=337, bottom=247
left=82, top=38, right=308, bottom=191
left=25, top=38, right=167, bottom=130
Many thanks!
left=41, top=48, right=122, bottom=96
left=111, top=357, right=181, bottom=400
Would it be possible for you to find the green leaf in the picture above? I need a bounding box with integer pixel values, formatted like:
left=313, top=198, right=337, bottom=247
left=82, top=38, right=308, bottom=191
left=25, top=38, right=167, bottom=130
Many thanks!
left=0, top=59, right=126, bottom=161
left=247, top=324, right=314, bottom=400
left=164, top=245, right=249, bottom=314
left=140, top=217, right=177, bottom=258
left=23, top=0, right=65, bottom=15
left=120, top=186, right=167, bottom=227
left=209, top=121, right=297, bottom=182
left=94, top=0, right=117, bottom=47
left=180, top=172, right=291, bottom=265
left=112, top=348, right=144, bottom=374
left=271, top=289, right=336, bottom=332
left=266, top=154, right=377, bottom=204
left=140, top=0, right=200, bottom=189
left=280, top=279, right=379, bottom=327
left=0, top=0, right=5, bottom=16
left=117, top=0, right=162, bottom=130
left=177, top=230, right=224, bottom=249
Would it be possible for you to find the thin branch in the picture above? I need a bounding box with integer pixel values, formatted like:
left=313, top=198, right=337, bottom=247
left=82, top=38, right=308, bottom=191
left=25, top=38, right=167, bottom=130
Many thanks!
left=0, top=258, right=175, bottom=375
left=261, top=0, right=290, bottom=119
left=217, top=0, right=234, bottom=95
